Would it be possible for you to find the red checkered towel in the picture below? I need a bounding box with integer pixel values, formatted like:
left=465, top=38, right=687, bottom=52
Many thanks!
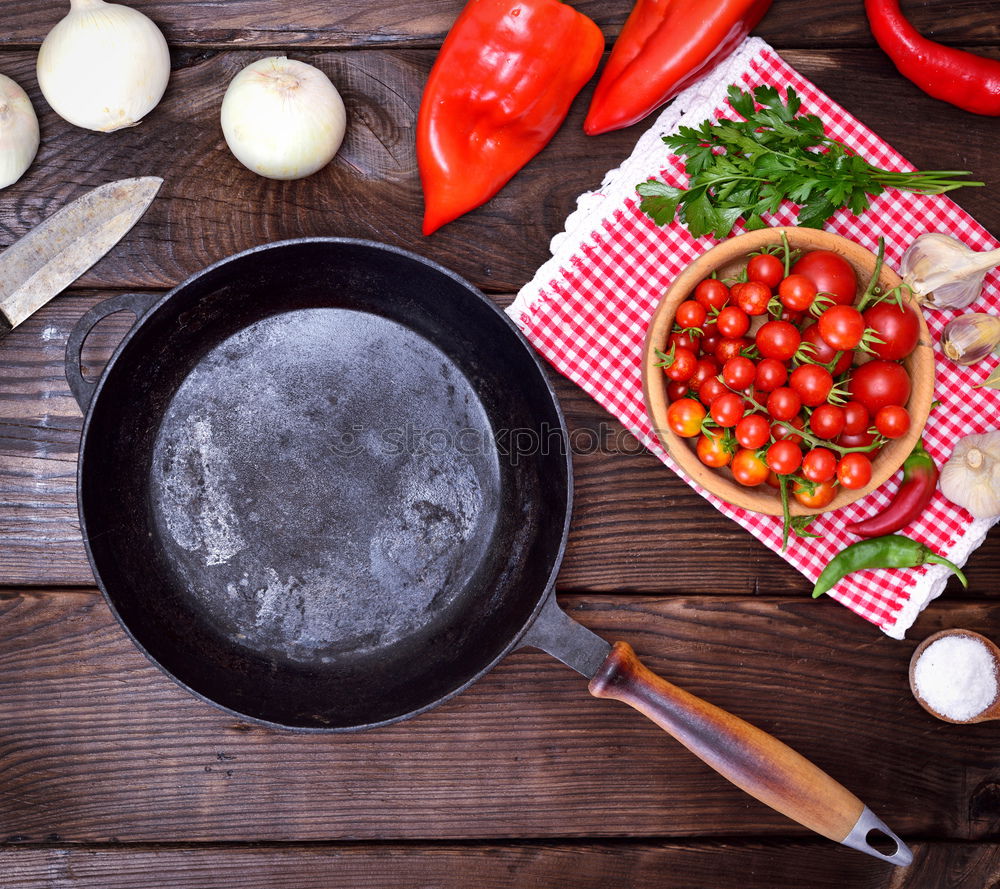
left=507, top=37, right=1000, bottom=638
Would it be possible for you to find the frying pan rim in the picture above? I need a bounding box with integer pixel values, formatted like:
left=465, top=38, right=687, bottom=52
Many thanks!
left=73, top=236, right=575, bottom=732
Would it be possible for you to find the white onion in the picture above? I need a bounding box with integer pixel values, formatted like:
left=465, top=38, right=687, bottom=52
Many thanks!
left=220, top=57, right=347, bottom=181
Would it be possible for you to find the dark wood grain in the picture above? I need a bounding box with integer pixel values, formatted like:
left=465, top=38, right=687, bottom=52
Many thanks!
left=0, top=588, right=996, bottom=843
left=2, top=0, right=997, bottom=48
left=3, top=841, right=998, bottom=889
left=0, top=47, right=997, bottom=296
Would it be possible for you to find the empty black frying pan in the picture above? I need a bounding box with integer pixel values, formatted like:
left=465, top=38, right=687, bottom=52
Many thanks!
left=66, top=239, right=908, bottom=865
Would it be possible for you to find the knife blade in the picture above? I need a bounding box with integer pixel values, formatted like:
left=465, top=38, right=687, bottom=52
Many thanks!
left=0, top=176, right=162, bottom=338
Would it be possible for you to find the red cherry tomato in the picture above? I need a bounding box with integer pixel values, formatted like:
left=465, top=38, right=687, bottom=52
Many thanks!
left=694, top=278, right=730, bottom=312
left=793, top=479, right=837, bottom=509
left=735, top=413, right=770, bottom=449
left=722, top=356, right=756, bottom=391
left=801, top=447, right=838, bottom=483
left=747, top=253, right=784, bottom=289
left=715, top=305, right=751, bottom=339
left=669, top=329, right=700, bottom=353
left=841, top=401, right=870, bottom=435
left=666, top=380, right=689, bottom=401
left=661, top=346, right=697, bottom=382
left=778, top=273, right=818, bottom=312
left=754, top=357, right=788, bottom=393
left=715, top=337, right=752, bottom=363
left=766, top=386, right=801, bottom=422
left=710, top=392, right=745, bottom=428
left=766, top=439, right=803, bottom=475
left=874, top=404, right=911, bottom=439
left=771, top=415, right=805, bottom=446
left=696, top=430, right=733, bottom=468
left=667, top=398, right=707, bottom=437
left=736, top=281, right=772, bottom=316
left=698, top=376, right=729, bottom=406
left=675, top=300, right=708, bottom=330
left=836, top=429, right=880, bottom=452
left=731, top=448, right=769, bottom=486
left=800, top=323, right=853, bottom=375
left=789, top=364, right=833, bottom=407
left=809, top=403, right=846, bottom=440
left=837, top=452, right=873, bottom=490
left=862, top=301, right=920, bottom=360
left=687, top=356, right=720, bottom=393
left=847, top=360, right=911, bottom=414
left=755, top=320, right=801, bottom=362
left=700, top=331, right=722, bottom=357
left=791, top=250, right=858, bottom=305
left=818, top=304, right=865, bottom=351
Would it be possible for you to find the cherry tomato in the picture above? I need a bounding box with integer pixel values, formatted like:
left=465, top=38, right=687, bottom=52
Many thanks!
left=862, top=301, right=920, bottom=360
left=722, top=356, right=756, bottom=391
left=791, top=250, right=858, bottom=305
left=809, top=403, right=846, bottom=440
left=666, top=381, right=689, bottom=401
left=837, top=452, right=873, bottom=490
left=789, top=364, right=833, bottom=407
left=766, top=386, right=801, bottom=422
left=874, top=404, right=911, bottom=439
left=710, top=392, right=745, bottom=428
left=847, top=359, right=911, bottom=414
left=731, top=448, right=769, bottom=487
left=766, top=439, right=803, bottom=475
left=801, top=447, right=838, bottom=483
left=666, top=398, right=707, bottom=437
left=696, top=430, right=734, bottom=468
left=694, top=278, right=730, bottom=312
left=700, top=331, right=723, bottom=357
left=676, top=300, right=708, bottom=330
left=669, top=329, right=700, bottom=353
left=818, top=304, right=865, bottom=351
left=800, top=323, right=852, bottom=375
left=698, top=376, right=729, bottom=406
left=661, top=346, right=697, bottom=382
left=765, top=470, right=782, bottom=489
left=715, top=305, right=750, bottom=339
left=793, top=479, right=837, bottom=509
left=754, top=357, right=788, bottom=393
left=747, top=253, right=784, bottom=289
left=777, top=273, right=818, bottom=312
left=755, top=320, right=801, bottom=362
left=735, top=413, right=770, bottom=449
left=736, top=280, right=772, bottom=316
left=771, top=415, right=805, bottom=446
left=687, top=356, right=720, bottom=393
left=715, top=337, right=753, bottom=363
left=841, top=400, right=870, bottom=435
left=836, top=429, right=880, bottom=452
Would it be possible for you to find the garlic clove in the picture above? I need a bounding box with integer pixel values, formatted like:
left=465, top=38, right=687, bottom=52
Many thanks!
left=940, top=312, right=1000, bottom=365
left=37, top=0, right=171, bottom=133
left=0, top=73, right=39, bottom=188
left=901, top=232, right=1000, bottom=310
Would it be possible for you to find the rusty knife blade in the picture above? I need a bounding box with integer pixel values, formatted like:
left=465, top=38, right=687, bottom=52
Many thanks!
left=0, top=176, right=162, bottom=336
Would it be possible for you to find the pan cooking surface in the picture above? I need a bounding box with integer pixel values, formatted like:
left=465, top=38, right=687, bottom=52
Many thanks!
left=149, top=308, right=502, bottom=663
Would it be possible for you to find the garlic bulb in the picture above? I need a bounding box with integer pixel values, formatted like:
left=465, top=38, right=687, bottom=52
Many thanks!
left=221, top=57, right=346, bottom=181
left=940, top=313, right=1000, bottom=365
left=900, top=233, right=1000, bottom=310
left=37, top=0, right=171, bottom=132
left=940, top=431, right=1000, bottom=519
left=0, top=74, right=39, bottom=188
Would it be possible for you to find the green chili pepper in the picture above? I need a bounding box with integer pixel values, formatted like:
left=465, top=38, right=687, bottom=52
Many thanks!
left=812, top=534, right=968, bottom=598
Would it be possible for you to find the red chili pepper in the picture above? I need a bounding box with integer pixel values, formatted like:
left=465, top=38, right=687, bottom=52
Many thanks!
left=416, top=0, right=603, bottom=235
left=583, top=0, right=772, bottom=136
left=845, top=439, right=939, bottom=539
left=865, top=0, right=1000, bottom=116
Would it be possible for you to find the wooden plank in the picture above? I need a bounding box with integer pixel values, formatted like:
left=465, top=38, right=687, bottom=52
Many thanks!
left=3, top=840, right=999, bottom=889
left=0, top=589, right=996, bottom=842
left=3, top=0, right=997, bottom=48
left=0, top=48, right=997, bottom=296
left=5, top=293, right=999, bottom=591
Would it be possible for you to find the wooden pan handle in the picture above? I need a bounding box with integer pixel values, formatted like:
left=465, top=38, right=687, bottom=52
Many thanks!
left=589, top=642, right=911, bottom=866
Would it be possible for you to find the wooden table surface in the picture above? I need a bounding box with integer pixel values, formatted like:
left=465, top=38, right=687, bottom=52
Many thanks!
left=2, top=1, right=1000, bottom=886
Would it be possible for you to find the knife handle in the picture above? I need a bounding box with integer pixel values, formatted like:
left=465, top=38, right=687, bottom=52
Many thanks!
left=65, top=292, right=159, bottom=412
left=589, top=642, right=912, bottom=867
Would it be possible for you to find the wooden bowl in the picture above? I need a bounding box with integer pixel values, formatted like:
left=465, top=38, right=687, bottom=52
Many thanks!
left=642, top=227, right=935, bottom=517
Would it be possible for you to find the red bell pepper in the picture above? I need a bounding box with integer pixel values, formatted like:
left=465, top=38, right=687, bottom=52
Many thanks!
left=583, top=0, right=772, bottom=136
left=417, top=0, right=604, bottom=235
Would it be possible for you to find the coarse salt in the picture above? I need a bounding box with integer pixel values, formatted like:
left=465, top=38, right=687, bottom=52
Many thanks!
left=913, top=634, right=999, bottom=722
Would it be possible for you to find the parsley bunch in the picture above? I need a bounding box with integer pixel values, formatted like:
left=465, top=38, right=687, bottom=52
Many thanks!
left=637, top=85, right=983, bottom=239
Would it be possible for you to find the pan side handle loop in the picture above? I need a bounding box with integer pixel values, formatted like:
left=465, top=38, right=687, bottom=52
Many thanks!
left=65, top=292, right=159, bottom=412
left=589, top=641, right=913, bottom=868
